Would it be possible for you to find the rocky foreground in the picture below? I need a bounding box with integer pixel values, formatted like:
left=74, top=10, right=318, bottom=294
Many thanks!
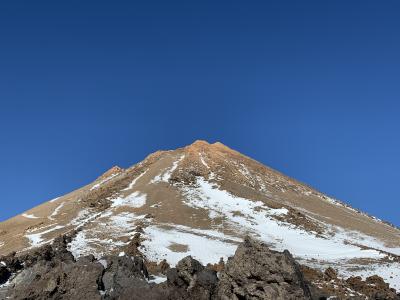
left=0, top=234, right=398, bottom=300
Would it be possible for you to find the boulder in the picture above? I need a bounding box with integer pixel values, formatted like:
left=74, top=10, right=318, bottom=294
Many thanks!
left=215, top=237, right=311, bottom=300
left=101, top=255, right=149, bottom=298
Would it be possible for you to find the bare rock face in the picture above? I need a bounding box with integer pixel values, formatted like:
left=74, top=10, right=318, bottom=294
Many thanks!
left=215, top=237, right=311, bottom=300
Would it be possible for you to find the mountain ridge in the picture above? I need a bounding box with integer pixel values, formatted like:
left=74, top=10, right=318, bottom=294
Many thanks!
left=96, top=140, right=397, bottom=230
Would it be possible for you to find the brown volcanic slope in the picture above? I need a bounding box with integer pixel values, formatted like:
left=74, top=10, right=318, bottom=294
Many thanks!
left=0, top=140, right=399, bottom=290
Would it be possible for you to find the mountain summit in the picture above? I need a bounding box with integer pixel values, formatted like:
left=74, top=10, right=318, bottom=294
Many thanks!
left=1, top=140, right=399, bottom=294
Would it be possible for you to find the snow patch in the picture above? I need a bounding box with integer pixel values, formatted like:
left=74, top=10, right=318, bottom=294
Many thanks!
left=25, top=223, right=58, bottom=234
left=238, top=163, right=251, bottom=178
left=151, top=155, right=185, bottom=183
left=90, top=173, right=118, bottom=191
left=199, top=153, right=209, bottom=168
left=268, top=207, right=289, bottom=216
left=142, top=225, right=238, bottom=266
left=111, top=191, right=147, bottom=208
left=109, top=212, right=139, bottom=230
left=68, top=211, right=143, bottom=259
left=256, top=175, right=269, bottom=194
left=22, top=213, right=39, bottom=219
left=149, top=275, right=167, bottom=284
left=25, top=225, right=64, bottom=247
left=49, top=197, right=60, bottom=203
left=48, top=202, right=65, bottom=220
left=68, top=230, right=91, bottom=259
left=70, top=209, right=103, bottom=229
left=333, top=226, right=400, bottom=256
left=122, top=169, right=149, bottom=191
left=98, top=259, right=108, bottom=269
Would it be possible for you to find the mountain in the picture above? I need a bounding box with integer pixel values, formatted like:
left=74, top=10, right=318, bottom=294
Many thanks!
left=0, top=140, right=399, bottom=297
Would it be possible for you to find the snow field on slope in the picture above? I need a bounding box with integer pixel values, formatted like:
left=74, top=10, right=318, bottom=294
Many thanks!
left=21, top=186, right=149, bottom=254
left=68, top=211, right=145, bottom=259
left=142, top=224, right=238, bottom=266
left=180, top=177, right=400, bottom=290
left=111, top=191, right=147, bottom=208
left=340, top=261, right=400, bottom=291
left=23, top=208, right=100, bottom=249
left=25, top=225, right=65, bottom=247
left=182, top=177, right=384, bottom=261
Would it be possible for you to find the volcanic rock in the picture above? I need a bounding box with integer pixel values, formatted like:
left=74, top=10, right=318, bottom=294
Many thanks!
left=215, top=237, right=311, bottom=300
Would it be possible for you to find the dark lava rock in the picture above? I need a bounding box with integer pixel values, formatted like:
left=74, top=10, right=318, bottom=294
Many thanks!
left=101, top=255, right=149, bottom=299
left=5, top=256, right=104, bottom=299
left=215, top=237, right=311, bottom=300
left=301, top=263, right=400, bottom=299
left=163, top=256, right=218, bottom=300
left=323, top=267, right=337, bottom=280
left=346, top=275, right=399, bottom=300
left=0, top=251, right=23, bottom=273
left=1, top=234, right=398, bottom=300
left=175, top=255, right=205, bottom=284
left=0, top=265, right=10, bottom=285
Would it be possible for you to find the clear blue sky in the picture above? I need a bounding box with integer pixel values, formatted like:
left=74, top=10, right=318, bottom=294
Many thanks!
left=0, top=1, right=399, bottom=225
